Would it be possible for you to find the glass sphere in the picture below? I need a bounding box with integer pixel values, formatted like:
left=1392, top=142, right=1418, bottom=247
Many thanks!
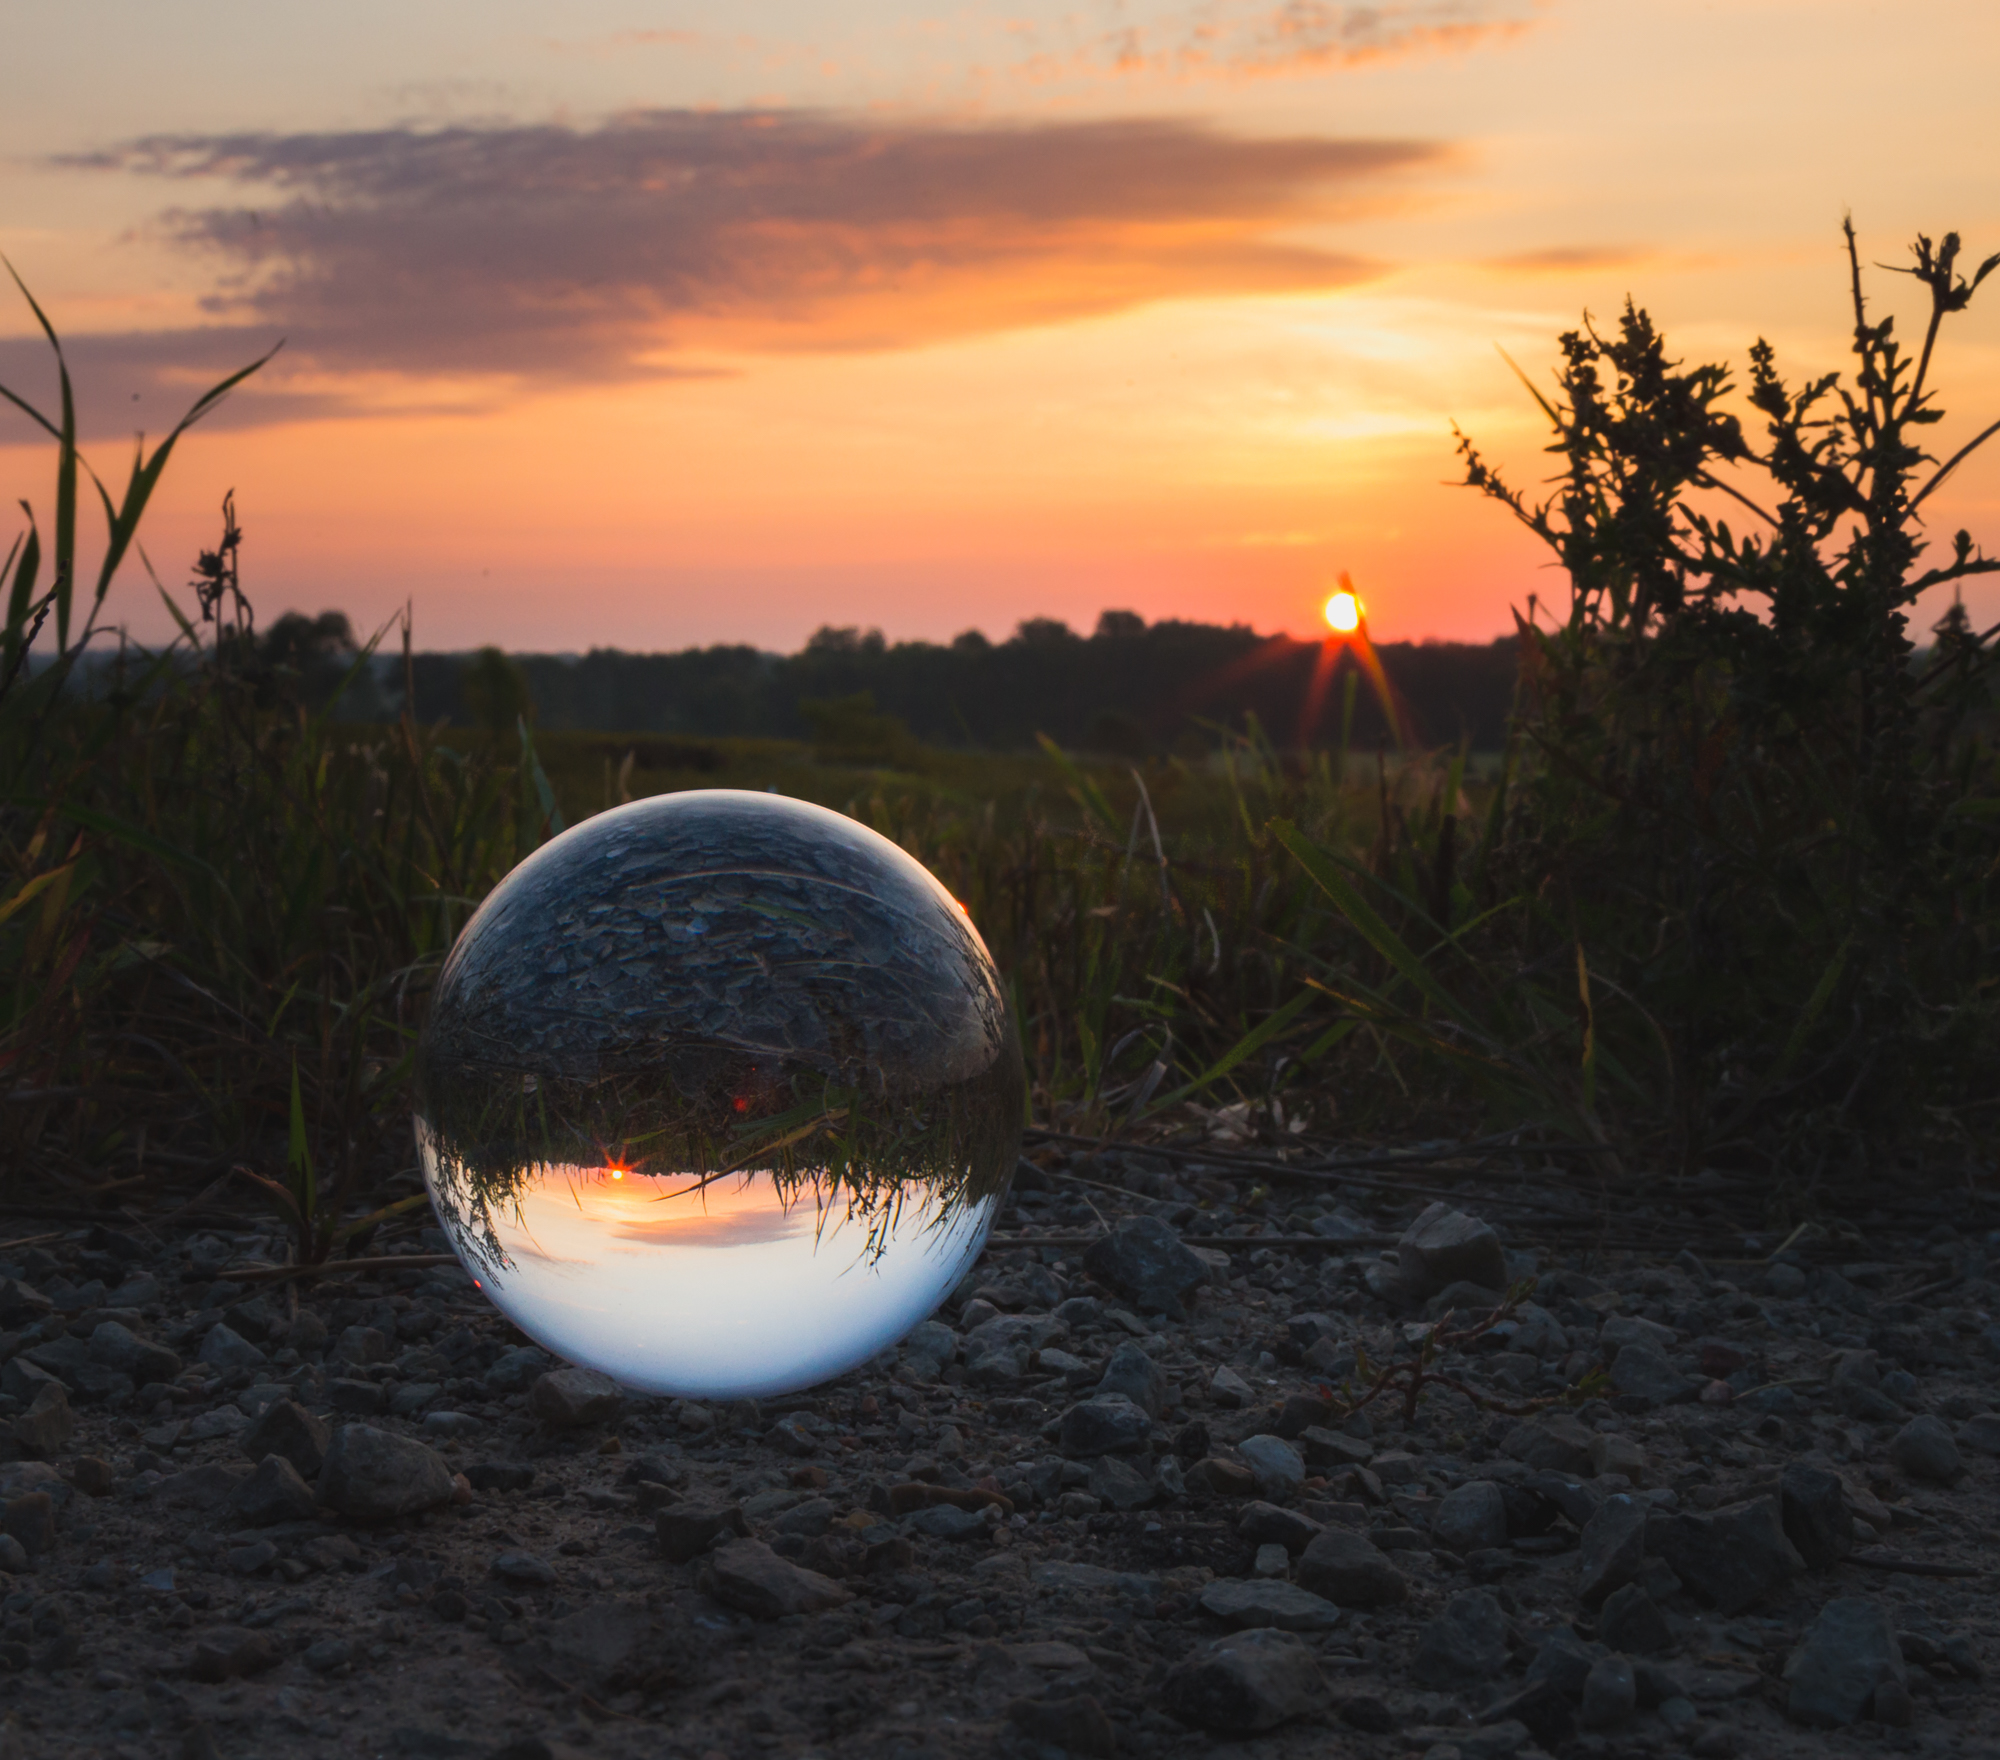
left=415, top=789, right=1023, bottom=1399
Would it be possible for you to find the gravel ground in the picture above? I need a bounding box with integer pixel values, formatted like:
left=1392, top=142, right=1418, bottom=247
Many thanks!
left=0, top=1143, right=1995, bottom=1760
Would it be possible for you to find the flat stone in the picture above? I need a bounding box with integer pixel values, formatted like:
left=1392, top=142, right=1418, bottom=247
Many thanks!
left=1162, top=1627, right=1326, bottom=1733
left=1187, top=1457, right=1256, bottom=1499
left=1057, top=1394, right=1153, bottom=1457
left=1432, top=1480, right=1509, bottom=1554
left=1479, top=1681, right=1575, bottom=1752
left=150, top=1463, right=253, bottom=1512
left=1208, top=1365, right=1254, bottom=1408
left=1198, top=1579, right=1341, bottom=1632
left=906, top=1503, right=990, bottom=1540
left=529, top=1367, right=624, bottom=1432
left=1503, top=1416, right=1595, bottom=1474
left=1887, top=1414, right=1964, bottom=1485
left=1237, top=1434, right=1305, bottom=1496
left=1780, top=1463, right=1853, bottom=1569
left=1647, top=1495, right=1802, bottom=1615
left=1295, top=1529, right=1407, bottom=1607
left=543, top=1599, right=661, bottom=1695
left=1411, top=1588, right=1509, bottom=1685
left=222, top=1454, right=317, bottom=1528
left=1397, top=1203, right=1508, bottom=1299
left=1599, top=1314, right=1676, bottom=1361
left=1608, top=1343, right=1693, bottom=1407
left=490, top=1551, right=558, bottom=1586
left=698, top=1539, right=852, bottom=1619
left=1785, top=1597, right=1906, bottom=1727
left=1299, top=1425, right=1374, bottom=1470
left=1095, top=1340, right=1169, bottom=1417
left=1237, top=1501, right=1323, bottom=1553
left=238, top=1400, right=330, bottom=1478
left=317, top=1425, right=456, bottom=1523
left=1577, top=1493, right=1648, bottom=1608
left=1082, top=1216, right=1210, bottom=1319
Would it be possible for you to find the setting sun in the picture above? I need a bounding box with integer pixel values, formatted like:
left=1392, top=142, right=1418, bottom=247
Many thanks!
left=1324, top=590, right=1362, bottom=634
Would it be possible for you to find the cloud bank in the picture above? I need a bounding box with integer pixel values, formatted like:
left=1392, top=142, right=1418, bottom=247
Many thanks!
left=11, top=110, right=1445, bottom=429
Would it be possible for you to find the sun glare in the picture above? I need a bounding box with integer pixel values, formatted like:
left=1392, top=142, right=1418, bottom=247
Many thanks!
left=1324, top=589, right=1361, bottom=634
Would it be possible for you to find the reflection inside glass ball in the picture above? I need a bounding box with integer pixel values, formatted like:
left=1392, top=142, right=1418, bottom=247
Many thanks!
left=416, top=789, right=1023, bottom=1399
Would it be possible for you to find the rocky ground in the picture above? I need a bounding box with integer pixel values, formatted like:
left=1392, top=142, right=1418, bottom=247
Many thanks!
left=0, top=1140, right=1994, bottom=1760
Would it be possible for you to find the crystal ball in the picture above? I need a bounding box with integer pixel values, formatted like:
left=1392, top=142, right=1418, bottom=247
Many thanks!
left=415, top=789, right=1023, bottom=1399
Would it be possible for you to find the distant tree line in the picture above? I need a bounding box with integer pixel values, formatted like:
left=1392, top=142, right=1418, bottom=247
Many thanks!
left=402, top=612, right=1519, bottom=753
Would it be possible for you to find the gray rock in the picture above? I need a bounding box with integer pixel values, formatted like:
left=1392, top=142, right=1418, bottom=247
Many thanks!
left=1608, top=1343, right=1694, bottom=1407
left=1236, top=1434, right=1305, bottom=1496
left=88, top=1321, right=181, bottom=1385
left=1956, top=1413, right=2000, bottom=1455
left=195, top=1324, right=267, bottom=1370
left=1503, top=1416, right=1596, bottom=1474
left=1577, top=1493, right=1648, bottom=1608
left=698, top=1539, right=852, bottom=1619
left=1082, top=1216, right=1210, bottom=1319
left=1412, top=1589, right=1509, bottom=1685
left=3, top=1492, right=54, bottom=1556
left=963, top=1314, right=1065, bottom=1385
left=222, top=1454, right=317, bottom=1527
left=1296, top=1529, right=1408, bottom=1607
left=1198, top=1579, right=1341, bottom=1632
left=1087, top=1454, right=1155, bottom=1511
left=1780, top=1463, right=1853, bottom=1569
left=481, top=1344, right=550, bottom=1393
left=1784, top=1598, right=1906, bottom=1727
left=239, top=1399, right=330, bottom=1478
left=317, top=1425, right=456, bottom=1523
left=1479, top=1681, right=1576, bottom=1751
left=12, top=1384, right=72, bottom=1458
left=907, top=1502, right=990, bottom=1540
left=656, top=1502, right=746, bottom=1563
left=1599, top=1314, right=1677, bottom=1362
left=1597, top=1582, right=1671, bottom=1654
left=1526, top=1630, right=1606, bottom=1696
left=185, top=1405, right=250, bottom=1441
left=1057, top=1394, right=1152, bottom=1457
left=1647, top=1495, right=1802, bottom=1614
left=1162, top=1627, right=1326, bottom=1733
left=1095, top=1341, right=1169, bottom=1417
left=491, top=1550, right=558, bottom=1586
left=1432, top=1480, right=1509, bottom=1554
left=420, top=1411, right=482, bottom=1439
left=900, top=1320, right=958, bottom=1376
left=1397, top=1203, right=1508, bottom=1298
left=528, top=1365, right=622, bottom=1431
left=0, top=1280, right=51, bottom=1327
left=1888, top=1414, right=1964, bottom=1484
left=1237, top=1501, right=1323, bottom=1553
left=1525, top=1469, right=1600, bottom=1529
left=1580, top=1655, right=1636, bottom=1729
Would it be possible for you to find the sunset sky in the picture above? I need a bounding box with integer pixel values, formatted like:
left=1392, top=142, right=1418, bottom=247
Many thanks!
left=5, top=0, right=1998, bottom=652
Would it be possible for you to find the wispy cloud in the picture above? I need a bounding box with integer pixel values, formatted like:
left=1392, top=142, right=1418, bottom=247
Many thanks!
left=1480, top=245, right=1650, bottom=276
left=1009, top=0, right=1540, bottom=86
left=20, top=109, right=1445, bottom=429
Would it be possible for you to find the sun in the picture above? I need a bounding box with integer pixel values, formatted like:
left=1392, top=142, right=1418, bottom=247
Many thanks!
left=1323, top=589, right=1361, bottom=634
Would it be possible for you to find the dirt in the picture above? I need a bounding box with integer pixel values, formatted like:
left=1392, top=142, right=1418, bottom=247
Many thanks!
left=0, top=1142, right=1994, bottom=1760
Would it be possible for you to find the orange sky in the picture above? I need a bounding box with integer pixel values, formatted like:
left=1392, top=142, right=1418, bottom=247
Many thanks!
left=4, top=0, right=1998, bottom=651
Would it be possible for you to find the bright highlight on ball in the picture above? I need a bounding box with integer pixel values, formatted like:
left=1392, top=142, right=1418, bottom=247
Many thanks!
left=1324, top=589, right=1361, bottom=634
